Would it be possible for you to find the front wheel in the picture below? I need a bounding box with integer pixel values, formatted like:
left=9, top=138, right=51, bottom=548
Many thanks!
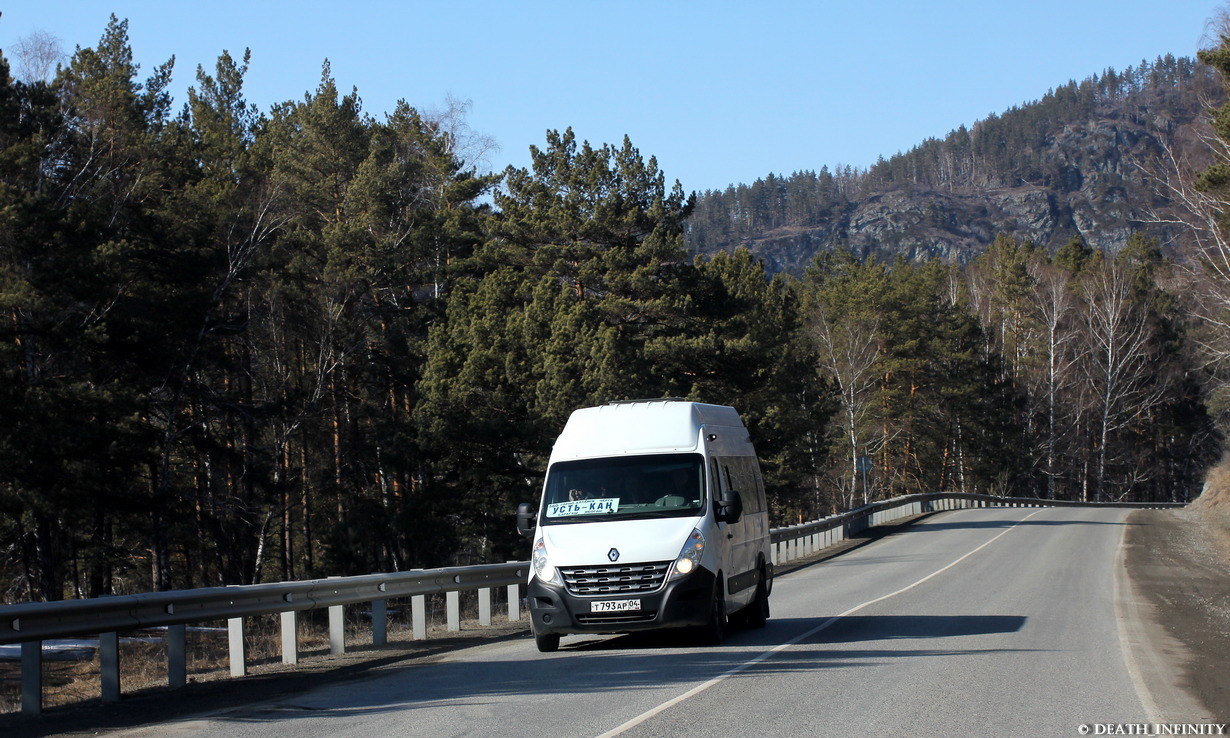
left=534, top=631, right=561, bottom=652
left=697, top=588, right=727, bottom=645
left=744, top=574, right=770, bottom=629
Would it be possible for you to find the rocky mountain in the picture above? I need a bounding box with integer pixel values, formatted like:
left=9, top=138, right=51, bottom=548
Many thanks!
left=685, top=55, right=1221, bottom=272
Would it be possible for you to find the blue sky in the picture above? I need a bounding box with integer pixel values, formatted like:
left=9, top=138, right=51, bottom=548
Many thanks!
left=1, top=1, right=1222, bottom=194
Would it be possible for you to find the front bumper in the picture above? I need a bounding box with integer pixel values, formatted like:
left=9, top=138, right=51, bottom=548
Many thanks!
left=526, top=568, right=716, bottom=637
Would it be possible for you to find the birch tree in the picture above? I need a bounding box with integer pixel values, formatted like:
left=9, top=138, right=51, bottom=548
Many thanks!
left=805, top=252, right=886, bottom=506
left=1141, top=11, right=1230, bottom=371
left=1079, top=257, right=1162, bottom=500
left=1026, top=255, right=1080, bottom=499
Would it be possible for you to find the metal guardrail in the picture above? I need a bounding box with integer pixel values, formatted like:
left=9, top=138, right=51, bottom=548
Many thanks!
left=2, top=563, right=527, bottom=716
left=0, top=492, right=1184, bottom=716
left=2, top=563, right=525, bottom=644
left=767, top=492, right=1183, bottom=566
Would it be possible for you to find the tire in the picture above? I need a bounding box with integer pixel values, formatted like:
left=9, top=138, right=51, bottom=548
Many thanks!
left=534, top=630, right=561, bottom=653
left=697, top=587, right=727, bottom=645
left=744, top=574, right=770, bottom=629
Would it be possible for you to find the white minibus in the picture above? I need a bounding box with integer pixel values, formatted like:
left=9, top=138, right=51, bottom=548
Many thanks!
left=516, top=399, right=772, bottom=652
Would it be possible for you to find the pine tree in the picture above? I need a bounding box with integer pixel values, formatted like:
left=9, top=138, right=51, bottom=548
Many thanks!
left=803, top=250, right=889, bottom=508
left=672, top=248, right=831, bottom=519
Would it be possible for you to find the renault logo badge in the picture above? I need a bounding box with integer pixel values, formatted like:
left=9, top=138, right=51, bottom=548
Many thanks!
left=608, top=548, right=619, bottom=562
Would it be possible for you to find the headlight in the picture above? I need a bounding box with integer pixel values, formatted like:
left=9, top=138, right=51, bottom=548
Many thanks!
left=532, top=538, right=563, bottom=587
left=670, top=529, right=706, bottom=580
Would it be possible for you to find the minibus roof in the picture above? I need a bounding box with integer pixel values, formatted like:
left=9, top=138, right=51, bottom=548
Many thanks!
left=549, top=400, right=745, bottom=461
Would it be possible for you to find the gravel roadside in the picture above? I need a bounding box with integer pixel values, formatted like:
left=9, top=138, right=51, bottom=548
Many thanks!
left=1122, top=506, right=1230, bottom=723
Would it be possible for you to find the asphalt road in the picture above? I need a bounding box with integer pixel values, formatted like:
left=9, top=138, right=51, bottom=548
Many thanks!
left=97, top=506, right=1173, bottom=738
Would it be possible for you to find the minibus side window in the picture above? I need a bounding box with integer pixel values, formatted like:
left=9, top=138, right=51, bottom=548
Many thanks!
left=712, top=457, right=764, bottom=514
left=731, top=458, right=748, bottom=513
left=738, top=458, right=763, bottom=514
left=742, top=457, right=762, bottom=509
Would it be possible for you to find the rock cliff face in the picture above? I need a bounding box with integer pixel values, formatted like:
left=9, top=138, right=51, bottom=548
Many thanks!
left=733, top=122, right=1185, bottom=271
left=686, top=58, right=1216, bottom=272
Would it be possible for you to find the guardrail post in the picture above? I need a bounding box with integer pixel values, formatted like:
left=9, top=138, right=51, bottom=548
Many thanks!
left=507, top=582, right=520, bottom=622
left=372, top=599, right=387, bottom=646
left=281, top=610, right=298, bottom=665
left=412, top=595, right=427, bottom=640
left=329, top=604, right=345, bottom=655
left=100, top=631, right=120, bottom=703
left=21, top=640, right=41, bottom=716
left=447, top=591, right=460, bottom=632
left=228, top=617, right=246, bottom=677
left=168, top=624, right=186, bottom=689
left=478, top=588, right=492, bottom=627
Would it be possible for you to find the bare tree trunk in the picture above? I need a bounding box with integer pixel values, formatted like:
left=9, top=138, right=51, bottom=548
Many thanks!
left=811, top=304, right=881, bottom=507
left=1027, top=258, right=1078, bottom=500
left=1080, top=259, right=1162, bottom=502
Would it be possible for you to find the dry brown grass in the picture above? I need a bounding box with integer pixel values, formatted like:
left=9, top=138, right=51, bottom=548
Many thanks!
left=0, top=589, right=518, bottom=716
left=1193, top=451, right=1230, bottom=512
left=1189, top=452, right=1230, bottom=562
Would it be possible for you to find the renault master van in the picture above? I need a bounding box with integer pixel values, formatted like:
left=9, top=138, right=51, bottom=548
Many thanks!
left=515, top=400, right=772, bottom=652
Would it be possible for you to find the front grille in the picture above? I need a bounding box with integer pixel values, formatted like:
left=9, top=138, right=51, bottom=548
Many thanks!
left=559, top=561, right=671, bottom=595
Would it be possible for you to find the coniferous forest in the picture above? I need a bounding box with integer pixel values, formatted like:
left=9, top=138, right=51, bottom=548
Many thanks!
left=1, top=18, right=1225, bottom=602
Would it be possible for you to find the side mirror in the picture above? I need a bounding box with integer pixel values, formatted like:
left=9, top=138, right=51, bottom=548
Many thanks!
left=516, top=502, right=537, bottom=539
left=716, top=490, right=743, bottom=524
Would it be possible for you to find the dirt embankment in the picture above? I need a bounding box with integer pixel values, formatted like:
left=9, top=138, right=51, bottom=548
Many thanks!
left=1124, top=457, right=1230, bottom=722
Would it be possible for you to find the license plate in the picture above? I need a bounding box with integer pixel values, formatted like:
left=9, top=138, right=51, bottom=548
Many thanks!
left=590, top=599, right=641, bottom=613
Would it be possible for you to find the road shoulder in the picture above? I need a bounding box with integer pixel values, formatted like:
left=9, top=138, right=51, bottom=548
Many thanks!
left=1120, top=508, right=1230, bottom=722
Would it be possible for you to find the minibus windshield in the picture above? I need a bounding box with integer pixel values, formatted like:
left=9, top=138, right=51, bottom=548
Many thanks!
left=541, top=453, right=705, bottom=524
